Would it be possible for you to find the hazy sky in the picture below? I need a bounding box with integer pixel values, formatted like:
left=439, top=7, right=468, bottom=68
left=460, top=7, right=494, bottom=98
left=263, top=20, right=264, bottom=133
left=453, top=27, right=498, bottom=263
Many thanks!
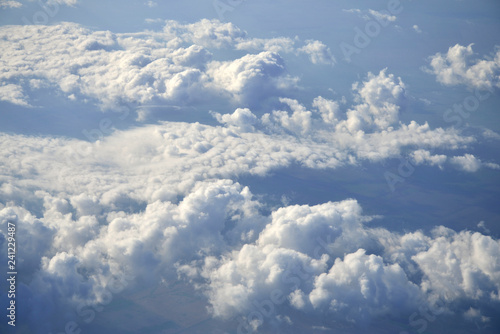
left=1, top=1, right=500, bottom=333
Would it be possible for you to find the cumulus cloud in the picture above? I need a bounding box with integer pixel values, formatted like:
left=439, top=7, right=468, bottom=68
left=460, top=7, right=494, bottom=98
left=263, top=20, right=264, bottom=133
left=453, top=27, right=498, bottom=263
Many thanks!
left=0, top=111, right=497, bottom=333
left=191, top=200, right=500, bottom=331
left=0, top=20, right=336, bottom=112
left=339, top=69, right=406, bottom=132
left=0, top=17, right=498, bottom=332
left=411, top=149, right=447, bottom=169
left=0, top=0, right=22, bottom=8
left=236, top=37, right=296, bottom=54
left=0, top=83, right=30, bottom=106
left=450, top=153, right=500, bottom=172
left=426, top=44, right=500, bottom=90
left=297, top=40, right=335, bottom=66
left=207, top=51, right=298, bottom=105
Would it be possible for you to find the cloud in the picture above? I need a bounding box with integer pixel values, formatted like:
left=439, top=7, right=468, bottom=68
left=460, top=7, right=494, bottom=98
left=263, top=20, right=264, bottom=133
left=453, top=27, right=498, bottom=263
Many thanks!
left=413, top=24, right=422, bottom=33
left=207, top=51, right=298, bottom=105
left=0, top=0, right=22, bottom=8
left=339, top=68, right=406, bottom=132
left=0, top=83, right=30, bottom=106
left=344, top=8, right=397, bottom=24
left=0, top=18, right=498, bottom=331
left=0, top=20, right=337, bottom=112
left=193, top=200, right=500, bottom=331
left=211, top=107, right=258, bottom=132
left=297, top=40, right=335, bottom=66
left=368, top=9, right=397, bottom=23
left=236, top=37, right=296, bottom=54
left=413, top=227, right=500, bottom=302
left=0, top=113, right=497, bottom=333
left=450, top=153, right=499, bottom=172
left=411, top=149, right=447, bottom=169
left=426, top=44, right=500, bottom=90
left=47, top=0, right=78, bottom=6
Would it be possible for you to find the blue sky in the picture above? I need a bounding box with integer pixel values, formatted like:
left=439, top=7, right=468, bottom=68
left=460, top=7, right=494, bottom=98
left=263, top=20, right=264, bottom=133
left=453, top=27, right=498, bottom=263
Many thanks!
left=0, top=1, right=500, bottom=333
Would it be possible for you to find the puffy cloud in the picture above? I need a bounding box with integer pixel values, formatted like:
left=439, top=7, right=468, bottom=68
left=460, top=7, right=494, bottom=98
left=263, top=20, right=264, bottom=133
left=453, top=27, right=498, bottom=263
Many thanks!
left=411, top=149, right=447, bottom=168
left=211, top=108, right=258, bottom=132
left=426, top=44, right=500, bottom=90
left=368, top=9, right=397, bottom=22
left=0, top=20, right=335, bottom=112
left=207, top=51, right=298, bottom=105
left=308, top=249, right=421, bottom=323
left=0, top=23, right=213, bottom=109
left=0, top=23, right=498, bottom=331
left=340, top=69, right=406, bottom=132
left=46, top=0, right=78, bottom=5
left=0, top=19, right=343, bottom=113
left=193, top=200, right=500, bottom=331
left=450, top=154, right=482, bottom=172
left=312, top=96, right=341, bottom=125
left=162, top=18, right=247, bottom=48
left=450, top=153, right=499, bottom=172
left=0, top=0, right=22, bottom=9
left=262, top=98, right=313, bottom=135
left=0, top=83, right=30, bottom=106
left=236, top=37, right=296, bottom=54
left=413, top=227, right=500, bottom=302
left=1, top=135, right=499, bottom=332
left=297, top=40, right=335, bottom=66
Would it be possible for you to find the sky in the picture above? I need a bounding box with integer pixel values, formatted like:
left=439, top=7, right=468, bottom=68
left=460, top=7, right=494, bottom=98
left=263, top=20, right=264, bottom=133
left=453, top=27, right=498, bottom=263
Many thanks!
left=0, top=1, right=500, bottom=333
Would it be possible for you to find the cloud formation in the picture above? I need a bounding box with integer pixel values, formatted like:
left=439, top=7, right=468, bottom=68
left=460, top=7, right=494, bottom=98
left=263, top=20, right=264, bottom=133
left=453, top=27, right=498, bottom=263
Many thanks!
left=426, top=44, right=500, bottom=90
left=0, top=20, right=339, bottom=110
left=1, top=17, right=499, bottom=334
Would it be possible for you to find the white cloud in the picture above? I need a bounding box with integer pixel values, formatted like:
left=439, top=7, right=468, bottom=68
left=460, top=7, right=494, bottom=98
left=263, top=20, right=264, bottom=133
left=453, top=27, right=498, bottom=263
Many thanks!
left=297, top=40, right=335, bottom=66
left=411, top=149, right=447, bottom=168
left=413, top=24, right=422, bottom=33
left=426, top=44, right=500, bottom=90
left=211, top=107, right=258, bottom=132
left=236, top=37, right=296, bottom=54
left=344, top=8, right=397, bottom=23
left=0, top=20, right=336, bottom=111
left=0, top=20, right=498, bottom=332
left=450, top=154, right=481, bottom=172
left=46, top=0, right=78, bottom=6
left=0, top=83, right=30, bottom=106
left=207, top=51, right=298, bottom=105
left=193, top=200, right=500, bottom=331
left=0, top=119, right=497, bottom=332
left=413, top=227, right=500, bottom=301
left=340, top=69, right=406, bottom=132
left=0, top=0, right=22, bottom=8
left=450, top=153, right=493, bottom=172
left=368, top=9, right=397, bottom=23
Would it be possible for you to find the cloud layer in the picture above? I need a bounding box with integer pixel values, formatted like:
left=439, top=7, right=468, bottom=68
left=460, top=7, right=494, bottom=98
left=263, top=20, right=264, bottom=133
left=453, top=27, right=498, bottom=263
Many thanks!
left=0, top=18, right=499, bottom=334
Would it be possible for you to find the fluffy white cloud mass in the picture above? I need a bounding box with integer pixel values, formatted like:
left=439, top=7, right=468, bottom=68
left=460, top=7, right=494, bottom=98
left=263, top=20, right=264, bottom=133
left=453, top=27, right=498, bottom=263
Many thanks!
left=0, top=75, right=497, bottom=332
left=427, top=44, right=500, bottom=90
left=0, top=18, right=499, bottom=334
left=0, top=20, right=338, bottom=109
